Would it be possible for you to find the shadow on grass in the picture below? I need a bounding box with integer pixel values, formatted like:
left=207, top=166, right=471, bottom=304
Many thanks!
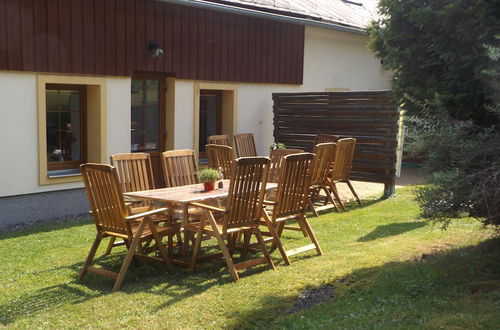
left=311, top=197, right=384, bottom=217
left=230, top=238, right=500, bottom=329
left=0, top=217, right=92, bottom=240
left=357, top=221, right=427, bottom=242
left=0, top=242, right=272, bottom=325
left=0, top=281, right=101, bottom=325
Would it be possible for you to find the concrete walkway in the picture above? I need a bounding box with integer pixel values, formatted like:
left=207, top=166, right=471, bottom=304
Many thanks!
left=336, top=167, right=424, bottom=203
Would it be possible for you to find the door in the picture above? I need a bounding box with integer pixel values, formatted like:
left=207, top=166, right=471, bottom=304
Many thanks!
left=131, top=74, right=166, bottom=187
left=199, top=90, right=222, bottom=162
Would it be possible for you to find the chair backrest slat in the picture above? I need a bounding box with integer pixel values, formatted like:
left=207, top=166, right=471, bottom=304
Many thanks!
left=110, top=153, right=155, bottom=192
left=224, top=157, right=269, bottom=231
left=331, top=138, right=356, bottom=181
left=313, top=134, right=340, bottom=148
left=233, top=133, right=257, bottom=157
left=273, top=153, right=314, bottom=218
left=206, top=144, right=234, bottom=179
left=207, top=134, right=230, bottom=146
left=310, top=143, right=336, bottom=186
left=268, top=148, right=304, bottom=183
left=81, top=163, right=129, bottom=235
left=161, top=149, right=198, bottom=187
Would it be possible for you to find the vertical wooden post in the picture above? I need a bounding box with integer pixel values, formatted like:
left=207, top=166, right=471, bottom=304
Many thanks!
left=384, top=178, right=396, bottom=198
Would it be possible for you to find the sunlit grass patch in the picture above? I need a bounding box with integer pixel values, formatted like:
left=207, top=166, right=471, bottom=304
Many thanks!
left=0, top=187, right=497, bottom=329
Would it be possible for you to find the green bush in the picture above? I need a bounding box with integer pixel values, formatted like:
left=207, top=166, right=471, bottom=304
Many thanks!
left=269, top=142, right=286, bottom=152
left=368, top=0, right=499, bottom=127
left=368, top=0, right=500, bottom=229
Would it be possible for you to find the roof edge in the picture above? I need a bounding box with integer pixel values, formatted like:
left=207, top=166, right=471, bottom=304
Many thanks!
left=157, top=0, right=366, bottom=35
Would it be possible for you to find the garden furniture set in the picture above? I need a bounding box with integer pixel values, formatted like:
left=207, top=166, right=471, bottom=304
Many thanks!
left=79, top=133, right=360, bottom=291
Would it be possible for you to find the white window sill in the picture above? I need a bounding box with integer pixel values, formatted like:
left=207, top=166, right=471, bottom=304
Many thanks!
left=47, top=169, right=81, bottom=179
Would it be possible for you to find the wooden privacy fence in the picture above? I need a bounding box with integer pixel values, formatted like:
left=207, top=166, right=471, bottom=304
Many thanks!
left=272, top=90, right=400, bottom=196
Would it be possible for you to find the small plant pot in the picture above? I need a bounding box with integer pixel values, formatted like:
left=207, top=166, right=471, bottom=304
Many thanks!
left=203, top=181, right=215, bottom=192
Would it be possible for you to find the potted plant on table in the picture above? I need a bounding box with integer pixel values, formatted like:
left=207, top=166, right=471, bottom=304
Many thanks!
left=198, top=168, right=220, bottom=192
left=269, top=142, right=286, bottom=152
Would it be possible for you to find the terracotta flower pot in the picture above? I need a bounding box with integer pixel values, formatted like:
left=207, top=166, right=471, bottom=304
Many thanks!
left=203, top=181, right=215, bottom=191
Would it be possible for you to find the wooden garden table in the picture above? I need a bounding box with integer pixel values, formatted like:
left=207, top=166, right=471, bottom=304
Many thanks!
left=124, top=180, right=277, bottom=266
left=124, top=180, right=277, bottom=226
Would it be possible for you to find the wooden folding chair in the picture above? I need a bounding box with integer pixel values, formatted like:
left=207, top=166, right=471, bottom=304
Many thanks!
left=105, top=153, right=157, bottom=254
left=233, top=133, right=257, bottom=157
left=206, top=144, right=234, bottom=179
left=111, top=153, right=159, bottom=218
left=161, top=149, right=198, bottom=187
left=79, top=163, right=178, bottom=291
left=108, top=153, right=180, bottom=255
left=161, top=149, right=213, bottom=251
left=187, top=157, right=275, bottom=281
left=261, top=153, right=323, bottom=265
left=268, top=148, right=304, bottom=183
left=207, top=134, right=230, bottom=146
left=309, top=142, right=341, bottom=216
left=111, top=153, right=155, bottom=193
left=329, top=138, right=362, bottom=208
left=313, top=133, right=340, bottom=148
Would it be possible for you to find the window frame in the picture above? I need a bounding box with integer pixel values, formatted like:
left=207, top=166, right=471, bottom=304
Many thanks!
left=193, top=82, right=237, bottom=163
left=45, top=83, right=87, bottom=172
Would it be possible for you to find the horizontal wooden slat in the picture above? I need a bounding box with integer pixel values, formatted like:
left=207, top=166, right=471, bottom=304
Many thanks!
left=234, top=257, right=268, bottom=270
left=273, top=91, right=399, bottom=185
left=87, top=266, right=119, bottom=279
left=285, top=243, right=316, bottom=256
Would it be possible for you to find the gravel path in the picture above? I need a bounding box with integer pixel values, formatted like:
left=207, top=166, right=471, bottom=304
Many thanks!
left=287, top=285, right=336, bottom=314
left=0, top=213, right=92, bottom=234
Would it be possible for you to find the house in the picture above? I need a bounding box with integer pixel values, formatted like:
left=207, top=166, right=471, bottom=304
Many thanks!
left=0, top=0, right=390, bottom=226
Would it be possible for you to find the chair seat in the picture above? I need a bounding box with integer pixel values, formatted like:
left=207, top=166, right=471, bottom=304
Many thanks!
left=130, top=221, right=179, bottom=238
left=184, top=222, right=250, bottom=235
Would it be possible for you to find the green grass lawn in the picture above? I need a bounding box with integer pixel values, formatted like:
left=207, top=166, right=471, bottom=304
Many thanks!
left=0, top=187, right=498, bottom=329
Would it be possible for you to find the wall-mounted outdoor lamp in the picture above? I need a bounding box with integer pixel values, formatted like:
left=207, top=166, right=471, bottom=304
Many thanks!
left=148, top=42, right=165, bottom=59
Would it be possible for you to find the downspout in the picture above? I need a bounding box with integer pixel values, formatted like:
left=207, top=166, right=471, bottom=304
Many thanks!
left=157, top=0, right=365, bottom=35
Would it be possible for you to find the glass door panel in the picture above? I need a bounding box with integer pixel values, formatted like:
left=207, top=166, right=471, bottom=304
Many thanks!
left=199, top=90, right=222, bottom=160
left=131, top=79, right=161, bottom=152
left=131, top=74, right=165, bottom=187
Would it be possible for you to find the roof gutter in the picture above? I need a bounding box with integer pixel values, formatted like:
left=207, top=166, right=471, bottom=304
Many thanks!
left=157, top=0, right=365, bottom=35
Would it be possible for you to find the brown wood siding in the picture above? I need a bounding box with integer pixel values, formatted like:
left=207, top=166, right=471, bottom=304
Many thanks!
left=0, top=0, right=304, bottom=84
left=273, top=91, right=399, bottom=187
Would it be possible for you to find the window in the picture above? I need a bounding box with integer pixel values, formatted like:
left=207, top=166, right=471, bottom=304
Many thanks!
left=45, top=84, right=86, bottom=175
left=199, top=90, right=222, bottom=160
left=38, top=74, right=106, bottom=185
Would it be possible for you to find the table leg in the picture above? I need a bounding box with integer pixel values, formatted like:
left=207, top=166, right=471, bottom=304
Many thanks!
left=181, top=204, right=191, bottom=257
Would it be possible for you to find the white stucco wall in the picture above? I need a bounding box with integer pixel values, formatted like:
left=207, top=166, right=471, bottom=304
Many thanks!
left=173, top=80, right=195, bottom=150
left=0, top=26, right=390, bottom=197
left=303, top=27, right=390, bottom=90
left=0, top=72, right=50, bottom=196
left=0, top=73, right=131, bottom=197
left=107, top=77, right=132, bottom=156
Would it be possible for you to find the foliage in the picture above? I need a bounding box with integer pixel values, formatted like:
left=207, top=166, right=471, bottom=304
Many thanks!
left=269, top=142, right=286, bottom=152
left=197, top=168, right=220, bottom=183
left=0, top=188, right=497, bottom=328
left=368, top=0, right=500, bottom=228
left=368, top=0, right=499, bottom=126
left=407, top=109, right=500, bottom=227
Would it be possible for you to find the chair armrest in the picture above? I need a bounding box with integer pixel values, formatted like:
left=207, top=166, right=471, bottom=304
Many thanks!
left=190, top=202, right=226, bottom=213
left=125, top=207, right=169, bottom=221
left=124, top=195, right=142, bottom=203
left=263, top=200, right=278, bottom=206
